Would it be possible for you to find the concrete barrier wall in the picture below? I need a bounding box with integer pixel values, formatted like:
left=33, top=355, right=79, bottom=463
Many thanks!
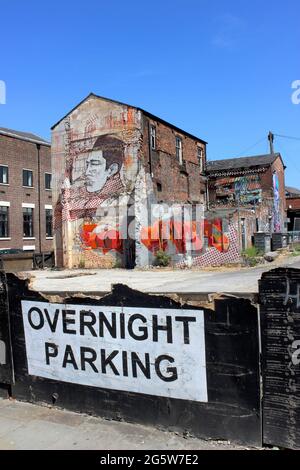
left=4, top=267, right=300, bottom=448
left=1, top=253, right=33, bottom=272
left=2, top=275, right=261, bottom=446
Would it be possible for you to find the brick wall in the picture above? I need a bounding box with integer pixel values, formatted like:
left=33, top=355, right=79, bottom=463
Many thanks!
left=287, top=197, right=300, bottom=211
left=0, top=134, right=52, bottom=253
left=142, top=115, right=207, bottom=205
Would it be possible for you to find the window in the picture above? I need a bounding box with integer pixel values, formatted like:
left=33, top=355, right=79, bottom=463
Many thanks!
left=0, top=166, right=8, bottom=184
left=45, top=209, right=53, bottom=237
left=0, top=206, right=9, bottom=237
left=45, top=173, right=52, bottom=190
left=150, top=125, right=156, bottom=150
left=23, top=169, right=33, bottom=187
left=176, top=137, right=183, bottom=165
left=157, top=182, right=162, bottom=192
left=197, top=146, right=204, bottom=173
left=23, top=207, right=34, bottom=237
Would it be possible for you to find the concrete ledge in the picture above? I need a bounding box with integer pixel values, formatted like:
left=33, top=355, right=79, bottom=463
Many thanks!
left=39, top=289, right=258, bottom=304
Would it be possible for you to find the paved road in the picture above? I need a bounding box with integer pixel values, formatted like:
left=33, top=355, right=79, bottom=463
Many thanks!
left=26, top=255, right=300, bottom=295
left=0, top=399, right=252, bottom=450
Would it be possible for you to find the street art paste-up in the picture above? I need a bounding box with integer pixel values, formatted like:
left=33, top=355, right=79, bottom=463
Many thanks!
left=273, top=173, right=281, bottom=232
left=64, top=134, right=125, bottom=221
left=52, top=98, right=142, bottom=267
left=60, top=134, right=126, bottom=257
left=214, top=175, right=262, bottom=206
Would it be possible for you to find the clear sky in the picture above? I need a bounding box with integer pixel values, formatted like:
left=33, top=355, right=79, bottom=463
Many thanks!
left=0, top=0, right=299, bottom=187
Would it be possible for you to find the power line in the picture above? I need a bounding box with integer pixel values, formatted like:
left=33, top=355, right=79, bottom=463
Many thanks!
left=274, top=133, right=300, bottom=142
left=235, top=136, right=266, bottom=157
left=275, top=139, right=300, bottom=176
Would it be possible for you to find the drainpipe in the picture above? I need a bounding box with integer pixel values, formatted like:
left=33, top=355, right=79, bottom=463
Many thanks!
left=148, top=121, right=153, bottom=178
left=37, top=144, right=42, bottom=254
left=206, top=177, right=210, bottom=211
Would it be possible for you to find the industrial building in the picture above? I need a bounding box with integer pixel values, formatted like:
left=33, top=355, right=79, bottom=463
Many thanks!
left=51, top=94, right=207, bottom=269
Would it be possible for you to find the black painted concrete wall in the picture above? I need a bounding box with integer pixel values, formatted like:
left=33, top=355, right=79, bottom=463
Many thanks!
left=4, top=275, right=261, bottom=446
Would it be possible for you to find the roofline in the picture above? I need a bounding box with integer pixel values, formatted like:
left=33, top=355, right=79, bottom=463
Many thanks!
left=141, top=110, right=207, bottom=144
left=0, top=129, right=50, bottom=147
left=51, top=93, right=208, bottom=144
left=206, top=153, right=286, bottom=174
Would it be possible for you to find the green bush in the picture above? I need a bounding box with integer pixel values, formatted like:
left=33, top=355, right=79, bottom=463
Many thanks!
left=242, top=246, right=263, bottom=258
left=241, top=246, right=263, bottom=267
left=155, top=250, right=171, bottom=267
left=113, top=258, right=123, bottom=268
left=291, top=243, right=300, bottom=256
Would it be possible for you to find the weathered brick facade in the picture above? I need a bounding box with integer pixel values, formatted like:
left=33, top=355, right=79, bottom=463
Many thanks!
left=51, top=94, right=207, bottom=269
left=142, top=115, right=207, bottom=205
left=286, top=196, right=300, bottom=231
left=206, top=153, right=286, bottom=252
left=0, top=129, right=52, bottom=253
left=288, top=198, right=300, bottom=211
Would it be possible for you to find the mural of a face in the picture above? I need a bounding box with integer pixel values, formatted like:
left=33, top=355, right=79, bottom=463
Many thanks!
left=85, top=149, right=118, bottom=193
left=83, top=134, right=124, bottom=193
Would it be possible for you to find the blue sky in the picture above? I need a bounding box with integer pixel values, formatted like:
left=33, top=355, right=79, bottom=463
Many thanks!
left=0, top=0, right=299, bottom=186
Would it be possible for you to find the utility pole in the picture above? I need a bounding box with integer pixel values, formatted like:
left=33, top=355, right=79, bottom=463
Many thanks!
left=268, top=131, right=275, bottom=154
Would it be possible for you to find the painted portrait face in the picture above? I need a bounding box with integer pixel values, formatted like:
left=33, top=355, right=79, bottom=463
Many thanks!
left=85, top=149, right=119, bottom=193
left=83, top=135, right=124, bottom=193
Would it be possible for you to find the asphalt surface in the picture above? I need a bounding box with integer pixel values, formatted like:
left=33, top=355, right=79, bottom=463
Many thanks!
left=25, top=255, right=300, bottom=295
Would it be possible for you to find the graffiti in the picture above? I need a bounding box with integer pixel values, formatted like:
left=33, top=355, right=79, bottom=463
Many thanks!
left=80, top=223, right=123, bottom=254
left=273, top=173, right=281, bottom=232
left=204, top=219, right=230, bottom=253
left=188, top=223, right=240, bottom=268
left=140, top=220, right=203, bottom=255
left=282, top=278, right=300, bottom=309
left=78, top=206, right=232, bottom=261
left=140, top=217, right=230, bottom=256
left=214, top=175, right=262, bottom=206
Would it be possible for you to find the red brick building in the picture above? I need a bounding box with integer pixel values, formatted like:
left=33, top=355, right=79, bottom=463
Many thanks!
left=141, top=111, right=207, bottom=205
left=286, top=186, right=300, bottom=231
left=0, top=127, right=52, bottom=253
left=206, top=153, right=286, bottom=254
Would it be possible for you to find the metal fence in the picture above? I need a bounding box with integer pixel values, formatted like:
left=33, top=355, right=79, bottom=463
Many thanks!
left=288, top=231, right=300, bottom=247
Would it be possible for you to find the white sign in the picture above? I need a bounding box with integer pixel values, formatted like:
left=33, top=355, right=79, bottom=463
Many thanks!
left=21, top=301, right=207, bottom=402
